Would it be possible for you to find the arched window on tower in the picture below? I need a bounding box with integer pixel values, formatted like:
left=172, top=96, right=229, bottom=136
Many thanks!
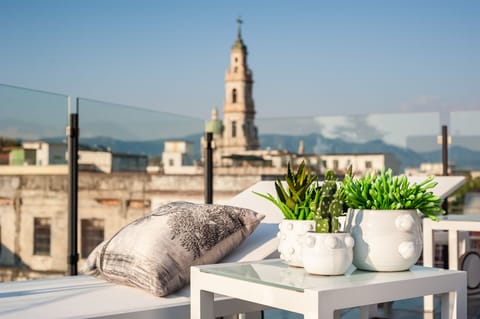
left=232, top=121, right=237, bottom=138
left=232, top=89, right=237, bottom=103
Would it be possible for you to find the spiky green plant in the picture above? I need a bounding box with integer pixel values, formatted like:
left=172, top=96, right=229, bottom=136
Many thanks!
left=342, top=168, right=444, bottom=221
left=254, top=161, right=319, bottom=220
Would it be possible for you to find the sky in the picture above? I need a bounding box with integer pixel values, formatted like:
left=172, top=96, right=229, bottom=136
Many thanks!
left=1, top=0, right=480, bottom=120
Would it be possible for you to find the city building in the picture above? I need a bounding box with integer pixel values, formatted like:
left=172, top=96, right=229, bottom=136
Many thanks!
left=78, top=146, right=148, bottom=173
left=11, top=141, right=66, bottom=166
left=161, top=140, right=202, bottom=175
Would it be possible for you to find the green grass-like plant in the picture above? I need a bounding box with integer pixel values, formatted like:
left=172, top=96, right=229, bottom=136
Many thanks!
left=342, top=168, right=444, bottom=221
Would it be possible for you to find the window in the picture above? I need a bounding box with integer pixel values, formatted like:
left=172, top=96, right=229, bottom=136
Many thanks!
left=232, top=121, right=237, bottom=138
left=34, top=217, right=51, bottom=256
left=232, top=89, right=237, bottom=103
left=0, top=225, right=2, bottom=255
left=333, top=160, right=339, bottom=170
left=169, top=158, right=174, bottom=166
left=234, top=66, right=238, bottom=73
left=81, top=219, right=105, bottom=258
left=365, top=161, right=372, bottom=169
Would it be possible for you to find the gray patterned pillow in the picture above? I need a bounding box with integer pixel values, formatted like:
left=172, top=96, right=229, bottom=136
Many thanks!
left=81, top=201, right=264, bottom=296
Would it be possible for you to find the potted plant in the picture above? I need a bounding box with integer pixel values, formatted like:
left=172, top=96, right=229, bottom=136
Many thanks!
left=342, top=167, right=444, bottom=271
left=254, top=161, right=318, bottom=267
left=302, top=169, right=355, bottom=275
left=255, top=162, right=355, bottom=274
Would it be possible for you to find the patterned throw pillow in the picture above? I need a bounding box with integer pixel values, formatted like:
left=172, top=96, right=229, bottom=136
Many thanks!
left=81, top=201, right=264, bottom=296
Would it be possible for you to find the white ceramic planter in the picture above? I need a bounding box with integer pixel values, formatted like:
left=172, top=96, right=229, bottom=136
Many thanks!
left=345, top=209, right=423, bottom=271
left=277, top=220, right=315, bottom=267
left=302, top=232, right=354, bottom=275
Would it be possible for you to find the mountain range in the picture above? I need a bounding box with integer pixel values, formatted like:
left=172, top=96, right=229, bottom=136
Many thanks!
left=62, top=133, right=480, bottom=171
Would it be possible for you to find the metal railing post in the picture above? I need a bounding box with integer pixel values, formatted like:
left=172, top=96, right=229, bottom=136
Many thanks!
left=67, top=98, right=79, bottom=275
left=441, top=125, right=449, bottom=213
left=204, top=132, right=213, bottom=204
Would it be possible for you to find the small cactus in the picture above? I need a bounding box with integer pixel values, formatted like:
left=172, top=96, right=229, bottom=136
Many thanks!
left=314, top=168, right=350, bottom=233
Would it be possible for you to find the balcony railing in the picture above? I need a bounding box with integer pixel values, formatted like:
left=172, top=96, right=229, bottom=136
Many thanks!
left=1, top=83, right=479, bottom=281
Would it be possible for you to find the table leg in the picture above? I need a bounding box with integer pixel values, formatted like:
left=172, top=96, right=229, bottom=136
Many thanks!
left=423, top=224, right=435, bottom=312
left=439, top=292, right=449, bottom=319
left=191, top=268, right=214, bottom=319
left=453, top=285, right=468, bottom=319
left=447, top=230, right=463, bottom=318
left=422, top=226, right=434, bottom=267
left=448, top=230, right=459, bottom=270
left=359, top=305, right=370, bottom=319
left=305, top=308, right=335, bottom=319
left=191, top=290, right=214, bottom=319
left=305, top=297, right=335, bottom=319
left=439, top=290, right=467, bottom=319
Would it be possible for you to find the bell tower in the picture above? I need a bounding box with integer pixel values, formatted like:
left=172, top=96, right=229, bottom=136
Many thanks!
left=221, top=17, right=259, bottom=155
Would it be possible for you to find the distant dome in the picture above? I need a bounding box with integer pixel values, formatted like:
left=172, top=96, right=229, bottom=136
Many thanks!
left=205, top=107, right=223, bottom=135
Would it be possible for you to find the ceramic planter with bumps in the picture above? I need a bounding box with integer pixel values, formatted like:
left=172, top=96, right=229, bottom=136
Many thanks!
left=277, top=219, right=315, bottom=267
left=302, top=232, right=354, bottom=275
left=345, top=209, right=423, bottom=271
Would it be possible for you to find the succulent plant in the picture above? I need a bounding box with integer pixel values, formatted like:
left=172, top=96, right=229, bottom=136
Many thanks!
left=313, top=169, right=348, bottom=233
left=255, top=162, right=353, bottom=234
left=254, top=161, right=319, bottom=220
left=342, top=167, right=444, bottom=221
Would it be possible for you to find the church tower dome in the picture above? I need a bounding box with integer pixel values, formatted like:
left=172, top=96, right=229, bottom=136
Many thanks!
left=221, top=17, right=259, bottom=155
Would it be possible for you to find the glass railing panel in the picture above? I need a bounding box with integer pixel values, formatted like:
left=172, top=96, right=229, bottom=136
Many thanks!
left=0, top=84, right=69, bottom=281
left=256, top=112, right=441, bottom=174
left=450, top=110, right=480, bottom=171
left=76, top=98, right=206, bottom=263
left=78, top=98, right=204, bottom=157
left=0, top=84, right=69, bottom=141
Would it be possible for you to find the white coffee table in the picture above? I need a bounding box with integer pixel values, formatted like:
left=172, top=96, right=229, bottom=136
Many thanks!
left=191, top=259, right=466, bottom=319
left=423, top=215, right=480, bottom=312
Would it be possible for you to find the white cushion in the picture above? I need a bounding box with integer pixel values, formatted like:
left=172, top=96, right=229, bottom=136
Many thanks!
left=81, top=201, right=264, bottom=296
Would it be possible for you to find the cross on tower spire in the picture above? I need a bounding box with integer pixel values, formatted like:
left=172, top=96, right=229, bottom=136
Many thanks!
left=236, top=16, right=243, bottom=38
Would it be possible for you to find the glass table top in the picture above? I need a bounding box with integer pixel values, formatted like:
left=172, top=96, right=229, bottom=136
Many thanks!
left=200, top=259, right=451, bottom=292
